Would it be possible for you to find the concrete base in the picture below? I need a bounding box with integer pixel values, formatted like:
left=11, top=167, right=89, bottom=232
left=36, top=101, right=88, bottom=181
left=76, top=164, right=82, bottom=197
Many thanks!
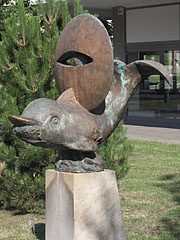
left=46, top=169, right=126, bottom=240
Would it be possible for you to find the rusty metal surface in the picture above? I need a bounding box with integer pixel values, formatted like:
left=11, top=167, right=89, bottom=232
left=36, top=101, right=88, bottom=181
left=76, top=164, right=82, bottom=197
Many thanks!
left=54, top=14, right=114, bottom=110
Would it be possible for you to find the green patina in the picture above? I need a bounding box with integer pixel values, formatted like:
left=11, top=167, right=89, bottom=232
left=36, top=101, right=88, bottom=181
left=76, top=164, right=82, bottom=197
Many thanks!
left=105, top=90, right=115, bottom=129
left=102, top=62, right=129, bottom=132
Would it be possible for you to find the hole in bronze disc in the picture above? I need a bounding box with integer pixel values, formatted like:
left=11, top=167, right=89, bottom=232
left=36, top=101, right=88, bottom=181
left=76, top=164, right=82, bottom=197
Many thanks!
left=57, top=51, right=93, bottom=66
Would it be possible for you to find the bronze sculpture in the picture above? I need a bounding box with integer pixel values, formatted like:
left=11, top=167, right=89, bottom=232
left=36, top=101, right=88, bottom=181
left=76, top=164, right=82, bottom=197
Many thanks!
left=8, top=14, right=172, bottom=173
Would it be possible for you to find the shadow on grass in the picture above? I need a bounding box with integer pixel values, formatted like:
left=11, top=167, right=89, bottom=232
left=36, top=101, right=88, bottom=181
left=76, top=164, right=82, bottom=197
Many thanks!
left=12, top=210, right=29, bottom=216
left=34, top=223, right=45, bottom=240
left=157, top=173, right=180, bottom=240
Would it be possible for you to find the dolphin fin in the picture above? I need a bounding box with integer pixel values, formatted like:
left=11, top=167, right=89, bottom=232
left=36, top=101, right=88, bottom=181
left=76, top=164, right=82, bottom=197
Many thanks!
left=57, top=88, right=79, bottom=104
left=130, top=60, right=172, bottom=86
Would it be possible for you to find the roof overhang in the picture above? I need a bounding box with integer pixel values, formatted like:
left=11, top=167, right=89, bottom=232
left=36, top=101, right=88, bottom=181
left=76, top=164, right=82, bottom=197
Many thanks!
left=67, top=0, right=180, bottom=19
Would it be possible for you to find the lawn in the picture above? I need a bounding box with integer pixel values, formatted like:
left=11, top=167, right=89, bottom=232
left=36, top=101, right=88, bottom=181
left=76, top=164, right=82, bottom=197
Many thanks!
left=0, top=210, right=45, bottom=239
left=0, top=139, right=180, bottom=240
left=119, top=140, right=180, bottom=240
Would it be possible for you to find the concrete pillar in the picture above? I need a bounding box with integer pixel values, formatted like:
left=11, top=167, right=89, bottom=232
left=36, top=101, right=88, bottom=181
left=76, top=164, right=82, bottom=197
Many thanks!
left=112, top=6, right=127, bottom=62
left=46, top=169, right=126, bottom=240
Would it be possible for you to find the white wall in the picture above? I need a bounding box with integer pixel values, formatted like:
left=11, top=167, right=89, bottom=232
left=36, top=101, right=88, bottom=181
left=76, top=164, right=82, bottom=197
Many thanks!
left=126, top=5, right=180, bottom=43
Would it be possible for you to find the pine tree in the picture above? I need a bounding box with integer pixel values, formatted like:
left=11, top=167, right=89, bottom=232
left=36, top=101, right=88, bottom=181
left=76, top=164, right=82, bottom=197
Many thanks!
left=0, top=0, right=89, bottom=212
left=98, top=121, right=133, bottom=181
left=0, top=0, right=132, bottom=213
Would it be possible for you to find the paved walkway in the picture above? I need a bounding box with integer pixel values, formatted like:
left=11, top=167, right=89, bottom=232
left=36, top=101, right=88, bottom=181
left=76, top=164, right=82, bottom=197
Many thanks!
left=124, top=125, right=180, bottom=144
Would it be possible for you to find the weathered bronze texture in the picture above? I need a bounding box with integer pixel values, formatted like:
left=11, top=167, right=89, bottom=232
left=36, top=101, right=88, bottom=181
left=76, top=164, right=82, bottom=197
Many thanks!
left=8, top=14, right=172, bottom=173
left=54, top=14, right=114, bottom=111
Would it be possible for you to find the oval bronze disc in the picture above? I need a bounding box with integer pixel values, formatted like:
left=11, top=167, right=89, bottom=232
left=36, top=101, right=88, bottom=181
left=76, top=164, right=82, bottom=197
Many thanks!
left=54, top=14, right=114, bottom=110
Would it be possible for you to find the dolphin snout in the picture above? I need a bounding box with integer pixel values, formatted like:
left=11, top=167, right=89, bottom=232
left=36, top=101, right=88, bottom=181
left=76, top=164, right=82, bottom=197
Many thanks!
left=8, top=115, right=41, bottom=127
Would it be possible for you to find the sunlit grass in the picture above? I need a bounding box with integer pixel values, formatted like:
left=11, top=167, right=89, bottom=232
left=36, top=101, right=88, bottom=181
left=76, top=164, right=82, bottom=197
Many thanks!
left=0, top=210, right=45, bottom=239
left=119, top=140, right=180, bottom=240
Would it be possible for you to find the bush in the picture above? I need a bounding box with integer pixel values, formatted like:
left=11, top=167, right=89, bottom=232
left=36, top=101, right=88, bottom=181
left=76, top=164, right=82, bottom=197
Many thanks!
left=0, top=0, right=89, bottom=213
left=98, top=121, right=133, bottom=180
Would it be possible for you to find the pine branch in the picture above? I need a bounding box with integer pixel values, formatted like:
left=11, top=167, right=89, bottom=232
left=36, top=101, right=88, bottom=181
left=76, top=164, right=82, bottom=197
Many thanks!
left=23, top=85, right=37, bottom=93
left=18, top=75, right=38, bottom=93
left=48, top=42, right=51, bottom=69
left=0, top=52, right=13, bottom=70
left=0, top=100, right=7, bottom=111
left=0, top=63, right=12, bottom=71
left=53, top=7, right=60, bottom=22
left=43, top=14, right=49, bottom=25
left=22, top=24, right=26, bottom=46
left=24, top=46, right=29, bottom=59
left=36, top=25, right=42, bottom=58
left=48, top=0, right=52, bottom=23
left=32, top=52, right=42, bottom=59
left=43, top=71, right=53, bottom=92
left=11, top=32, right=27, bottom=47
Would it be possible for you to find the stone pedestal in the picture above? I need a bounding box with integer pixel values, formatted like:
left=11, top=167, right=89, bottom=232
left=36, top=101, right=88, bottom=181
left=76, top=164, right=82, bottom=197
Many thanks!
left=46, top=169, right=126, bottom=240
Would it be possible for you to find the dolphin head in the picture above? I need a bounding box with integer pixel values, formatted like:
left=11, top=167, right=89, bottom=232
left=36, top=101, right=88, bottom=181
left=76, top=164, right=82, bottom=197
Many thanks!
left=8, top=98, right=65, bottom=149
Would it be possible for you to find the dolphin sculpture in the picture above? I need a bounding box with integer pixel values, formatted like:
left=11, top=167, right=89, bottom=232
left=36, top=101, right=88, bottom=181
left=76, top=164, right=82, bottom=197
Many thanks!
left=8, top=59, right=172, bottom=172
left=8, top=15, right=172, bottom=172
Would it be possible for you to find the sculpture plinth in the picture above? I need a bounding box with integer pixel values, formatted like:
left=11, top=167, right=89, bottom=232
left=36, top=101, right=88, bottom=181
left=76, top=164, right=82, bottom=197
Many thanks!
left=46, top=169, right=126, bottom=240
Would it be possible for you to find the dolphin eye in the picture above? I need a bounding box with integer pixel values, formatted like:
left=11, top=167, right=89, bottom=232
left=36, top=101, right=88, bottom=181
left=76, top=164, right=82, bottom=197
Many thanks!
left=51, top=117, right=59, bottom=125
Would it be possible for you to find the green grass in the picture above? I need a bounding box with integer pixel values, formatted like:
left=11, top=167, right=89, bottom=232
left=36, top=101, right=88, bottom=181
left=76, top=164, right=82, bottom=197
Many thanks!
left=0, top=210, right=45, bottom=239
left=0, top=139, right=180, bottom=239
left=119, top=140, right=180, bottom=240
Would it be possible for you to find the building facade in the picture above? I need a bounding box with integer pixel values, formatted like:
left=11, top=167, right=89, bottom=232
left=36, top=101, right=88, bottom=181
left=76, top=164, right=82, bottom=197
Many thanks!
left=125, top=3, right=180, bottom=128
left=68, top=0, right=180, bottom=128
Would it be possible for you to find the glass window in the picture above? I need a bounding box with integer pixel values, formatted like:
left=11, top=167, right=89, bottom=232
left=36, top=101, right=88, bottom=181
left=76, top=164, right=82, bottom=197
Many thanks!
left=127, top=50, right=180, bottom=120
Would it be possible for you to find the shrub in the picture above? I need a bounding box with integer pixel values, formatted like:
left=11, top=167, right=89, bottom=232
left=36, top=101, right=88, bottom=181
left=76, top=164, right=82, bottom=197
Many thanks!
left=98, top=121, right=133, bottom=180
left=0, top=0, right=89, bottom=213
